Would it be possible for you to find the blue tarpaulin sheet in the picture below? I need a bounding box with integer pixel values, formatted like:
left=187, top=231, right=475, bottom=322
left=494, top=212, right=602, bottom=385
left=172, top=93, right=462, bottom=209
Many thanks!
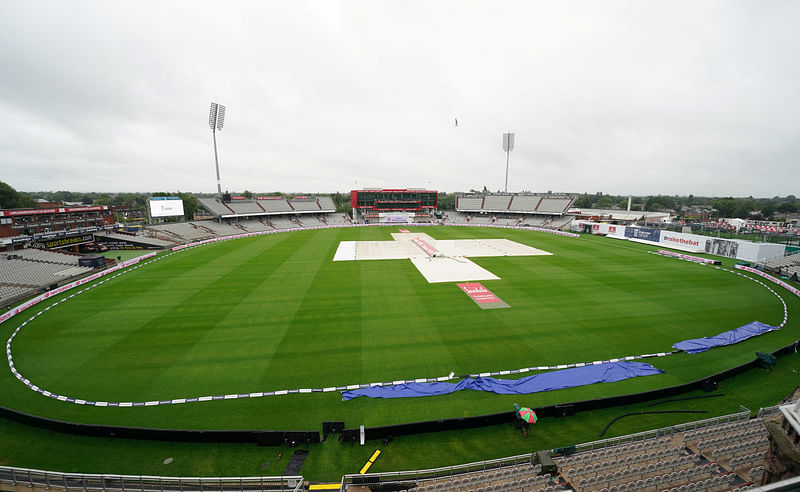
left=341, top=361, right=663, bottom=400
left=672, top=321, right=776, bottom=354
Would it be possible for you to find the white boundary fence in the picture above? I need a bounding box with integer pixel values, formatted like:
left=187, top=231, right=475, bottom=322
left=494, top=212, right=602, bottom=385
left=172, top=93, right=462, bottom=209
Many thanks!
left=0, top=466, right=304, bottom=492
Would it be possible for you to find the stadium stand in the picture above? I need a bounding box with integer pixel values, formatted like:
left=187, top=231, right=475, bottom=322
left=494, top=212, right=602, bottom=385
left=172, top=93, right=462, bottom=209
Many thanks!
left=0, top=255, right=93, bottom=289
left=197, top=197, right=234, bottom=216
left=288, top=198, right=322, bottom=212
left=196, top=221, right=242, bottom=236
left=536, top=197, right=573, bottom=214
left=760, top=251, right=800, bottom=270
left=227, top=201, right=264, bottom=215
left=347, top=410, right=777, bottom=492
left=96, top=231, right=177, bottom=248
left=483, top=195, right=513, bottom=211
left=269, top=217, right=297, bottom=229
left=508, top=194, right=542, bottom=212
left=318, top=196, right=336, bottom=211
left=256, top=198, right=294, bottom=214
left=454, top=193, right=576, bottom=230
left=456, top=196, right=484, bottom=211
left=470, top=216, right=494, bottom=225
left=236, top=219, right=272, bottom=232
left=325, top=214, right=351, bottom=225
left=10, top=248, right=81, bottom=265
left=148, top=223, right=212, bottom=242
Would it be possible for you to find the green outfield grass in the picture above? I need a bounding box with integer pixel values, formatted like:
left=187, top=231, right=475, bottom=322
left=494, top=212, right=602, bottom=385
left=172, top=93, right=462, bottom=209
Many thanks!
left=2, top=226, right=798, bottom=437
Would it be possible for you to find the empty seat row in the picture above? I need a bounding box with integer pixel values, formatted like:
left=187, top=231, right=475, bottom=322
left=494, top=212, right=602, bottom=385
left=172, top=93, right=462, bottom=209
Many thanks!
left=556, top=437, right=672, bottom=467
left=575, top=454, right=700, bottom=487
left=682, top=418, right=761, bottom=444
left=696, top=425, right=767, bottom=452
left=729, top=450, right=767, bottom=469
left=710, top=437, right=769, bottom=461
left=575, top=464, right=724, bottom=492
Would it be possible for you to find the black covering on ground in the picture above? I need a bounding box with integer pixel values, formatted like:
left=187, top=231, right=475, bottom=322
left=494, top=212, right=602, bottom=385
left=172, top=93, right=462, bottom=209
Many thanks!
left=284, top=449, right=308, bottom=475
left=646, top=393, right=725, bottom=407
left=599, top=410, right=708, bottom=437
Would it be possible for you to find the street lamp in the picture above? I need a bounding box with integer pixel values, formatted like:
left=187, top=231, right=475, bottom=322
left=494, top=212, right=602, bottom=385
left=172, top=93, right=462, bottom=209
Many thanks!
left=209, top=102, right=226, bottom=196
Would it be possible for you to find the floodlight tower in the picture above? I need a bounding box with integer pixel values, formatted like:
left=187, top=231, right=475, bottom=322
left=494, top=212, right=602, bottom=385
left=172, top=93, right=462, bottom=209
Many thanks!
left=502, top=132, right=514, bottom=193
left=209, top=102, right=226, bottom=196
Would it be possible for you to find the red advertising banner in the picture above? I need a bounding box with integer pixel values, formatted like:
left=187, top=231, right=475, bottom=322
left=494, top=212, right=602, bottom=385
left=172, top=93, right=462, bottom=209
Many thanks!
left=411, top=237, right=438, bottom=256
left=457, top=282, right=510, bottom=309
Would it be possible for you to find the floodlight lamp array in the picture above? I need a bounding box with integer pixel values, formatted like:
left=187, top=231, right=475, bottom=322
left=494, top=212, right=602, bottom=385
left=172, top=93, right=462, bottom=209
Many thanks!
left=208, top=102, right=225, bottom=131
left=209, top=102, right=218, bottom=130
left=216, top=105, right=225, bottom=130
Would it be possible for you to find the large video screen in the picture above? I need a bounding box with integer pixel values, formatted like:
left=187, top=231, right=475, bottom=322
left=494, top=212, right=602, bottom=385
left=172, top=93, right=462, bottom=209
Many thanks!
left=149, top=197, right=185, bottom=217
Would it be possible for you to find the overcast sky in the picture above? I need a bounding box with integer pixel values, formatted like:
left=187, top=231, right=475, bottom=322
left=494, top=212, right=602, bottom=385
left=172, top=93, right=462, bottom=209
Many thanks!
left=1, top=1, right=798, bottom=197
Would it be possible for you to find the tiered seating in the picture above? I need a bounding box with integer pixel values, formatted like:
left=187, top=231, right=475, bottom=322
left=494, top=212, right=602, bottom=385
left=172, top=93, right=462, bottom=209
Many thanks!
left=483, top=195, right=512, bottom=211
left=227, top=201, right=264, bottom=214
left=494, top=217, right=520, bottom=226
left=784, top=265, right=800, bottom=277
left=197, top=221, right=241, bottom=236
left=710, top=437, right=769, bottom=462
left=548, top=216, right=574, bottom=228
left=761, top=253, right=800, bottom=269
left=258, top=199, right=293, bottom=213
left=470, top=216, right=494, bottom=225
left=682, top=418, right=766, bottom=447
left=536, top=197, right=573, bottom=214
left=443, top=212, right=470, bottom=225
left=11, top=249, right=81, bottom=265
left=289, top=199, right=321, bottom=212
left=457, top=197, right=484, bottom=211
left=237, top=220, right=272, bottom=232
left=149, top=223, right=211, bottom=241
left=325, top=214, right=351, bottom=225
left=729, top=450, right=767, bottom=471
left=197, top=197, right=234, bottom=216
left=98, top=231, right=177, bottom=248
left=0, top=283, right=36, bottom=302
left=509, top=195, right=541, bottom=212
left=695, top=426, right=767, bottom=455
left=317, top=196, right=336, bottom=211
left=0, top=258, right=93, bottom=288
left=413, top=464, right=553, bottom=492
left=269, top=217, right=298, bottom=229
left=747, top=465, right=765, bottom=483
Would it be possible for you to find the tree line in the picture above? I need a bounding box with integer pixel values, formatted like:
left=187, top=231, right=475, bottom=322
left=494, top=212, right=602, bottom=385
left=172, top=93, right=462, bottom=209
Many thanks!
left=3, top=181, right=797, bottom=221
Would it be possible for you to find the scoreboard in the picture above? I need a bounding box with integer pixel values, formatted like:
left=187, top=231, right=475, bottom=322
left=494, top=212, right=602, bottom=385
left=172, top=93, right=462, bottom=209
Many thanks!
left=350, top=189, right=438, bottom=211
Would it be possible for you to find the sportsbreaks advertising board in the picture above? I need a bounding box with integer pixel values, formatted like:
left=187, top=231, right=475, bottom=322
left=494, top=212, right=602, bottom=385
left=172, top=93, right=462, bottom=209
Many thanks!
left=31, top=234, right=94, bottom=250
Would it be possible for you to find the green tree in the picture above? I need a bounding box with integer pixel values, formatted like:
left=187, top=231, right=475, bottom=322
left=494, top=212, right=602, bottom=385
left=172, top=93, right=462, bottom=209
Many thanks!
left=595, top=195, right=615, bottom=208
left=712, top=197, right=738, bottom=218
left=438, top=192, right=456, bottom=210
left=0, top=181, right=36, bottom=209
left=573, top=193, right=593, bottom=208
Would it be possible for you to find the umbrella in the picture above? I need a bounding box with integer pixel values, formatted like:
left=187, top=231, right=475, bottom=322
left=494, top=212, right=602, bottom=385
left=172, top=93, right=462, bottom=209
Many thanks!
left=517, top=406, right=538, bottom=424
